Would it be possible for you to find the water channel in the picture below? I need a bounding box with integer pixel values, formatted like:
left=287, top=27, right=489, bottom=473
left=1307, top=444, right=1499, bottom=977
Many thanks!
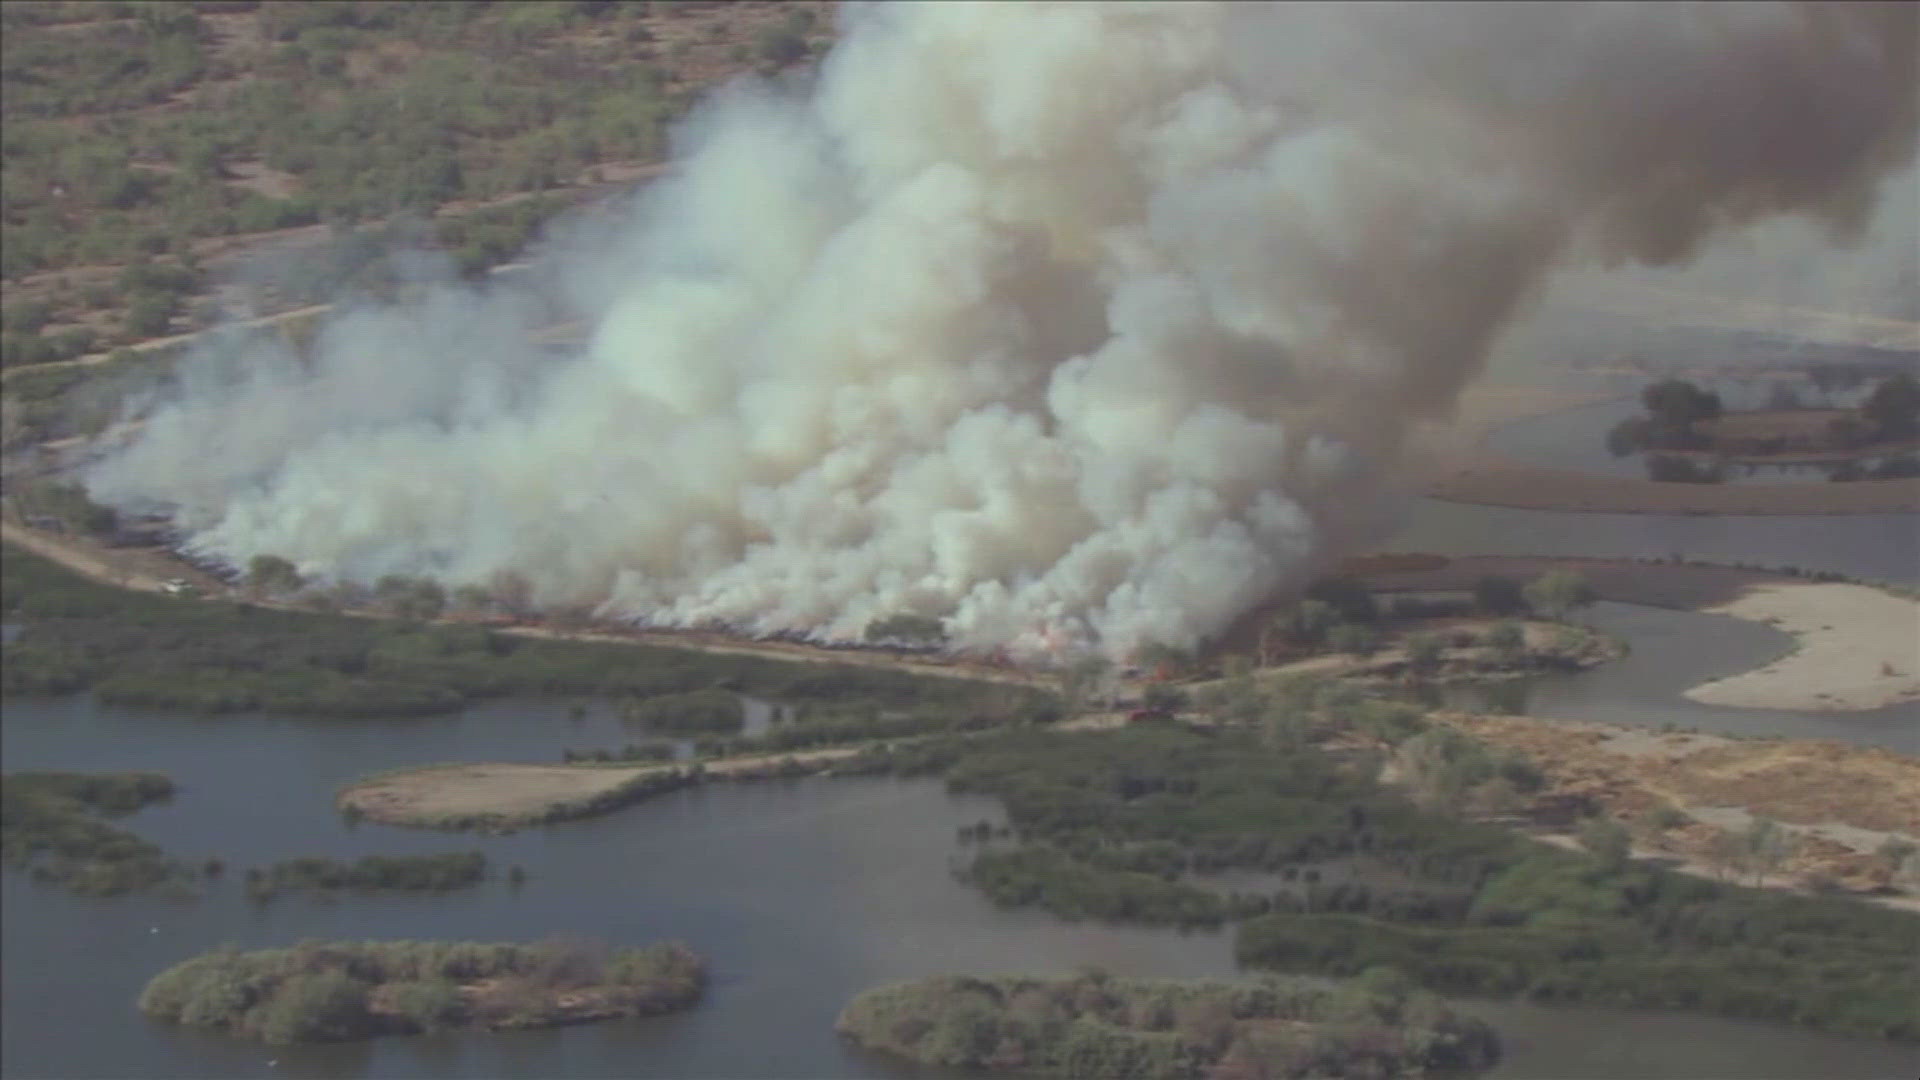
left=4, top=493, right=1917, bottom=1079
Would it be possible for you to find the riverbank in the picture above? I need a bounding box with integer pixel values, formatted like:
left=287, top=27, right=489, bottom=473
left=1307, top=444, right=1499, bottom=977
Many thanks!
left=1358, top=555, right=1920, bottom=712
left=338, top=746, right=869, bottom=831
left=1418, top=386, right=1920, bottom=515
left=1442, top=713, right=1920, bottom=908
left=337, top=764, right=697, bottom=832
left=0, top=525, right=1043, bottom=692
left=1685, top=581, right=1920, bottom=711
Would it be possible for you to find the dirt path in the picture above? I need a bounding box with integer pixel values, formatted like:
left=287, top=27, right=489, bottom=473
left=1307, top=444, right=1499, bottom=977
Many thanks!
left=0, top=303, right=334, bottom=384
left=499, top=624, right=1043, bottom=688
left=0, top=519, right=171, bottom=592
left=1, top=164, right=670, bottom=385
left=0, top=521, right=1043, bottom=690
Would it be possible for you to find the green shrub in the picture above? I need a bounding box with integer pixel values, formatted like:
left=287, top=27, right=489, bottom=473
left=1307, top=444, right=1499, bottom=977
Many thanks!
left=620, top=688, right=745, bottom=734
left=1, top=770, right=192, bottom=897
left=140, top=938, right=706, bottom=1044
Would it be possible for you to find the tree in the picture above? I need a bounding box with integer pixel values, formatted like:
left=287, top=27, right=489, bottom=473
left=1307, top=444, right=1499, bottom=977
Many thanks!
left=1059, top=656, right=1109, bottom=717
left=124, top=294, right=175, bottom=338
left=1306, top=579, right=1377, bottom=624
left=490, top=570, right=533, bottom=616
left=1743, top=817, right=1789, bottom=887
left=1141, top=682, right=1188, bottom=714
left=1135, top=642, right=1192, bottom=680
left=1485, top=621, right=1526, bottom=663
left=250, top=969, right=373, bottom=1044
left=1524, top=570, right=1595, bottom=621
left=1641, top=378, right=1722, bottom=429
left=1825, top=413, right=1873, bottom=450
left=1473, top=574, right=1528, bottom=616
left=1860, top=373, right=1919, bottom=438
left=246, top=554, right=302, bottom=598
left=1276, top=599, right=1339, bottom=651
left=376, top=575, right=446, bottom=621
left=864, top=613, right=947, bottom=649
left=1403, top=632, right=1445, bottom=675
left=1761, top=381, right=1803, bottom=411
left=1328, top=624, right=1379, bottom=658
left=1579, top=815, right=1631, bottom=873
left=755, top=26, right=808, bottom=68
left=451, top=584, right=494, bottom=614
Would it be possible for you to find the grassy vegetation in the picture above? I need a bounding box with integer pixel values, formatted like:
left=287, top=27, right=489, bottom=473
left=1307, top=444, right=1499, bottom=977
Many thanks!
left=0, top=1, right=834, bottom=361
left=563, top=741, right=676, bottom=765
left=836, top=970, right=1500, bottom=1080
left=0, top=340, right=184, bottom=450
left=0, top=540, right=1056, bottom=720
left=139, top=937, right=705, bottom=1044
left=242, top=852, right=488, bottom=902
left=1247, top=573, right=1602, bottom=679
left=850, top=722, right=1920, bottom=1042
left=1, top=770, right=197, bottom=896
left=619, top=687, right=745, bottom=735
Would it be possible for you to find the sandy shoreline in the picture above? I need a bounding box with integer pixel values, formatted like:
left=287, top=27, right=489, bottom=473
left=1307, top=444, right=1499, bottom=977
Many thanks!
left=1685, top=581, right=1920, bottom=712
left=1360, top=554, right=1919, bottom=712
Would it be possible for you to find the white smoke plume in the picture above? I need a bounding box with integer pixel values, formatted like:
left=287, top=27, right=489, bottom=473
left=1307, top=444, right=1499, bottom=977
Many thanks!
left=86, top=1, right=1917, bottom=659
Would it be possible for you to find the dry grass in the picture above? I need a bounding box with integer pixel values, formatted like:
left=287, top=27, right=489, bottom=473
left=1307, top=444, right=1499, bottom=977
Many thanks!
left=1445, top=713, right=1920, bottom=898
left=339, top=764, right=652, bottom=823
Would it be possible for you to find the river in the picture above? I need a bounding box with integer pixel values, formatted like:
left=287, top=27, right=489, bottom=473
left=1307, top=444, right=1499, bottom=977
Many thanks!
left=3, top=495, right=1917, bottom=1079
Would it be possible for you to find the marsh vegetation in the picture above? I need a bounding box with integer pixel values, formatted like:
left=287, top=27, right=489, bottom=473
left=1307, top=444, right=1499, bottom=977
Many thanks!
left=138, top=938, right=705, bottom=1044
left=849, top=720, right=1920, bottom=1042
left=0, top=769, right=196, bottom=897
left=837, top=969, right=1500, bottom=1079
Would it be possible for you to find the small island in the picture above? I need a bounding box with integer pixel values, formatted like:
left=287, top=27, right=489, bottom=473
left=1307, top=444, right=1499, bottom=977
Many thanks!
left=1, top=770, right=199, bottom=897
left=138, top=938, right=705, bottom=1044
left=242, top=852, right=492, bottom=902
left=337, top=763, right=703, bottom=832
left=1605, top=373, right=1920, bottom=482
left=836, top=970, right=1499, bottom=1079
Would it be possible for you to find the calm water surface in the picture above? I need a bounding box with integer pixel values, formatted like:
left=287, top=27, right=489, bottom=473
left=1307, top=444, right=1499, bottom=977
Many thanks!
left=1389, top=498, right=1919, bottom=587
left=1433, top=601, right=1920, bottom=753
left=4, top=496, right=1918, bottom=1079
left=1487, top=395, right=1914, bottom=484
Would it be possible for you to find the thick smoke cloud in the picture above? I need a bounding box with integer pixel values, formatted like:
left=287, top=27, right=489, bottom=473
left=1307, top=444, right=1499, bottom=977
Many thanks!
left=87, top=1, right=1917, bottom=659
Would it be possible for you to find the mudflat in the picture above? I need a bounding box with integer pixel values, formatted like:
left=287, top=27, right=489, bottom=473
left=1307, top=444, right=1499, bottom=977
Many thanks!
left=1360, top=554, right=1920, bottom=712
left=1686, top=581, right=1920, bottom=712
left=339, top=764, right=651, bottom=824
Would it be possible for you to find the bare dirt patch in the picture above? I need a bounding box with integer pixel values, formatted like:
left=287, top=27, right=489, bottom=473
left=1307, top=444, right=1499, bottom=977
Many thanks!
left=337, top=746, right=867, bottom=829
left=221, top=159, right=302, bottom=200
left=339, top=763, right=650, bottom=824
left=1445, top=713, right=1920, bottom=901
left=1360, top=555, right=1920, bottom=711
left=1686, top=582, right=1920, bottom=712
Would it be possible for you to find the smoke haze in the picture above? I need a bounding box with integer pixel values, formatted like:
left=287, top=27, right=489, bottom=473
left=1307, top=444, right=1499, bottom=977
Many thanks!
left=87, top=1, right=1918, bottom=658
